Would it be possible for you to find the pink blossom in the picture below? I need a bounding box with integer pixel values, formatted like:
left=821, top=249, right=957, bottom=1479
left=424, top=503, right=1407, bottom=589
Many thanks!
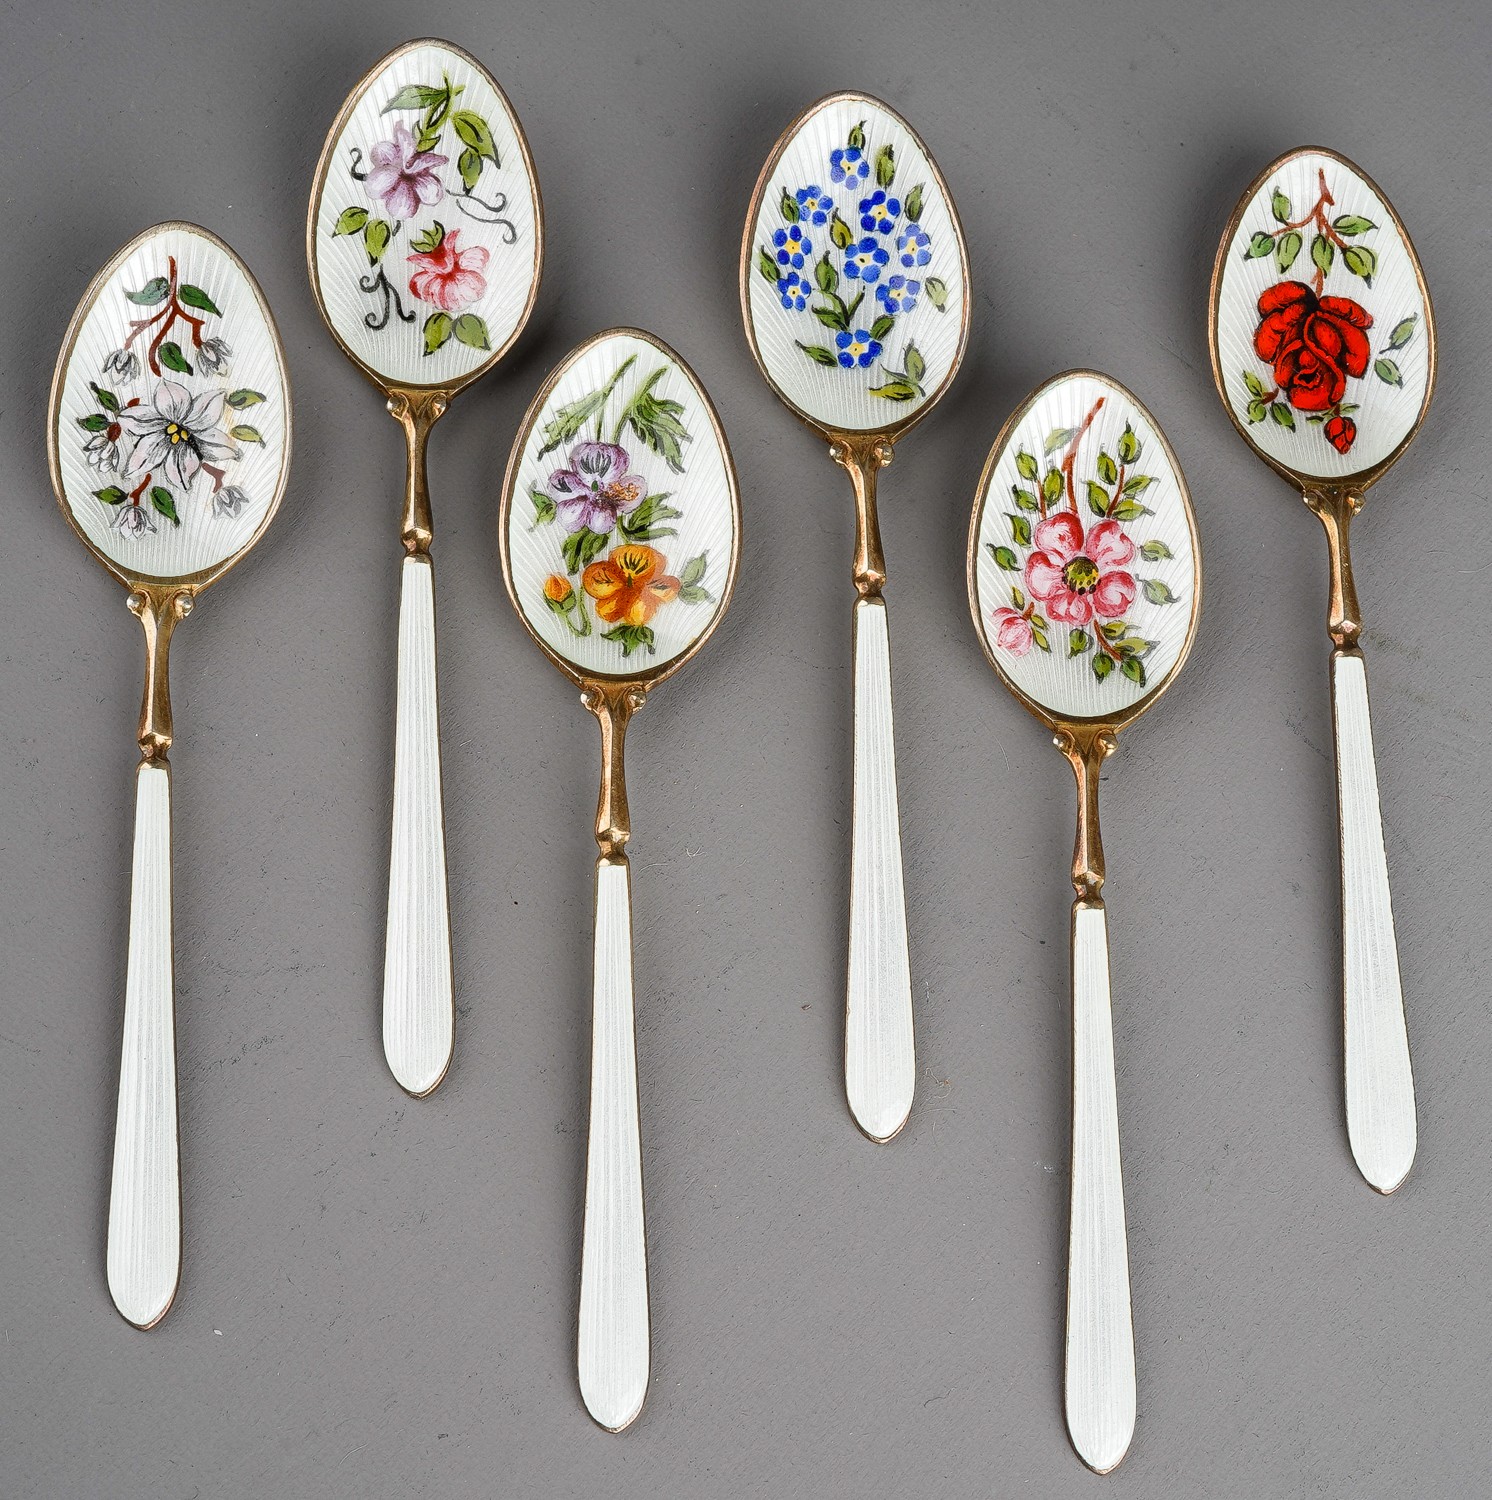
left=989, top=607, right=1035, bottom=657
left=1023, top=512, right=1136, bottom=627
left=364, top=123, right=447, bottom=221
left=407, top=229, right=489, bottom=312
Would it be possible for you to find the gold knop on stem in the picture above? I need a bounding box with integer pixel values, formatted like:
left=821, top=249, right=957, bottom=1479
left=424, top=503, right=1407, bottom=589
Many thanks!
left=1054, top=724, right=1117, bottom=902
left=1303, top=487, right=1364, bottom=650
left=127, top=583, right=194, bottom=762
left=582, top=682, right=648, bottom=859
left=829, top=432, right=895, bottom=599
left=387, top=387, right=449, bottom=555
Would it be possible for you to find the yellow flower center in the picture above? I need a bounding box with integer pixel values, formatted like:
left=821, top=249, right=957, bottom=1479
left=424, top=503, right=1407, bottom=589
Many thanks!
left=165, top=422, right=187, bottom=444
left=1063, top=556, right=1100, bottom=594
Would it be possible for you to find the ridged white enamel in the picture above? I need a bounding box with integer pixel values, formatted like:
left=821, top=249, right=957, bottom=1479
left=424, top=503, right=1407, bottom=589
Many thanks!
left=1332, top=652, right=1416, bottom=1192
left=383, top=554, right=454, bottom=1096
left=1214, top=151, right=1429, bottom=479
left=107, top=763, right=180, bottom=1329
left=845, top=598, right=914, bottom=1142
left=973, top=373, right=1195, bottom=722
left=744, top=94, right=966, bottom=433
left=311, top=41, right=540, bottom=387
left=578, top=858, right=650, bottom=1432
left=1065, top=902, right=1135, bottom=1475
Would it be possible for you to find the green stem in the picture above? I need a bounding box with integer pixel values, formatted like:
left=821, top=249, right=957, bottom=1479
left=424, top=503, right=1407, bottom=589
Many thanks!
left=594, top=354, right=638, bottom=441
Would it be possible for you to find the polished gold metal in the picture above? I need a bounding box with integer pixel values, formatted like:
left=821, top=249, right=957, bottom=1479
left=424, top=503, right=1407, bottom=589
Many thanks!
left=829, top=433, right=895, bottom=599
left=582, top=683, right=647, bottom=860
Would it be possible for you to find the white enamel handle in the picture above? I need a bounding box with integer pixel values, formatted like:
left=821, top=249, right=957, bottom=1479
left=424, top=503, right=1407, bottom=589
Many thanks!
left=845, top=596, right=915, bottom=1143
left=383, top=553, right=454, bottom=1097
left=107, top=761, right=181, bottom=1329
left=1331, top=650, right=1416, bottom=1192
left=578, top=856, right=650, bottom=1432
left=1065, top=900, right=1136, bottom=1475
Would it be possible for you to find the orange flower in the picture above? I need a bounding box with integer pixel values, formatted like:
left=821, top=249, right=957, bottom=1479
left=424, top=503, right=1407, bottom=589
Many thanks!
left=543, top=574, right=573, bottom=603
left=582, top=544, right=681, bottom=627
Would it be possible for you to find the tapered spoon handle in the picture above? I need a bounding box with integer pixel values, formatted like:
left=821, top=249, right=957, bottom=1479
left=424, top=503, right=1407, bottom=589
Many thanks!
left=845, top=596, right=915, bottom=1143
left=1065, top=899, right=1135, bottom=1475
left=383, top=553, right=454, bottom=1097
left=578, top=855, right=650, bottom=1432
left=107, top=761, right=181, bottom=1329
left=1331, top=649, right=1416, bottom=1192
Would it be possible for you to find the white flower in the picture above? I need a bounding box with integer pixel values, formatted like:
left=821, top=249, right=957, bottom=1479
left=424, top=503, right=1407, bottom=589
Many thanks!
left=110, top=504, right=157, bottom=538
left=197, top=337, right=232, bottom=375
left=84, top=431, right=120, bottom=472
left=102, top=348, right=141, bottom=381
left=214, top=485, right=250, bottom=518
left=117, top=380, right=237, bottom=492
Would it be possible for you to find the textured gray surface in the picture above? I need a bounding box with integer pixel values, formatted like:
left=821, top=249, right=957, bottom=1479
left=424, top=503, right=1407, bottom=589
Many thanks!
left=3, top=0, right=1489, bottom=1495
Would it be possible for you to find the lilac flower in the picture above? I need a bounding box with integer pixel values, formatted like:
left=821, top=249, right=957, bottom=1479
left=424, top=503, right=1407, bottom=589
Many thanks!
left=214, top=485, right=250, bottom=518
left=543, top=442, right=647, bottom=534
left=111, top=505, right=157, bottom=539
left=102, top=348, right=140, bottom=381
left=364, top=123, right=448, bottom=221
left=197, top=337, right=232, bottom=375
left=117, top=381, right=238, bottom=492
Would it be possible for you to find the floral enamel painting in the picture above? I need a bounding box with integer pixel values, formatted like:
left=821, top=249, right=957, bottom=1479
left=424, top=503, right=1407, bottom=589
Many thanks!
left=311, top=40, right=541, bottom=388
left=51, top=224, right=290, bottom=582
left=742, top=94, right=967, bottom=434
left=504, top=332, right=738, bottom=679
left=971, top=373, right=1198, bottom=723
left=1212, top=148, right=1432, bottom=480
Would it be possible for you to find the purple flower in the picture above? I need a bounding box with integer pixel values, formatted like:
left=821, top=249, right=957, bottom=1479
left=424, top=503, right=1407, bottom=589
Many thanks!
left=111, top=504, right=157, bottom=539
left=544, top=442, right=647, bottom=534
left=364, top=123, right=448, bottom=221
left=117, top=380, right=238, bottom=492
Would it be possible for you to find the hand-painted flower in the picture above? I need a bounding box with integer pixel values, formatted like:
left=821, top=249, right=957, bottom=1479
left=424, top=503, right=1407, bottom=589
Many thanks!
left=989, top=606, right=1035, bottom=657
left=844, top=237, right=890, bottom=284
left=407, top=229, right=490, bottom=311
left=1253, top=281, right=1372, bottom=414
left=111, top=504, right=157, bottom=538
left=778, top=270, right=812, bottom=312
left=364, top=122, right=448, bottom=221
left=213, top=485, right=250, bottom=518
left=84, top=425, right=122, bottom=472
left=544, top=574, right=573, bottom=603
left=794, top=185, right=834, bottom=225
left=835, top=329, right=883, bottom=369
left=829, top=146, right=870, bottom=187
left=102, top=348, right=140, bottom=382
left=875, top=274, right=920, bottom=315
left=896, top=225, right=932, bottom=268
left=544, top=442, right=648, bottom=534
left=197, top=337, right=231, bottom=376
left=772, top=224, right=812, bottom=270
left=1023, top=512, right=1136, bottom=627
left=116, top=381, right=237, bottom=492
left=858, top=190, right=901, bottom=234
left=582, top=544, right=682, bottom=627
left=1325, top=413, right=1357, bottom=454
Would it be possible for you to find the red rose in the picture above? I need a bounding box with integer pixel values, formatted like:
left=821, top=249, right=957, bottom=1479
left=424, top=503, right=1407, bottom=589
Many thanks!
left=1253, top=281, right=1373, bottom=413
left=1325, top=414, right=1357, bottom=455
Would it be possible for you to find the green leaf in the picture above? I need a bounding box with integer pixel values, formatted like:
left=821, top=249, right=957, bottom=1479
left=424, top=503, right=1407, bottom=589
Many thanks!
left=1275, top=230, right=1303, bottom=274
left=848, top=121, right=866, bottom=150
left=1007, top=513, right=1032, bottom=547
left=1139, top=539, right=1173, bottom=561
left=423, top=311, right=453, bottom=355
left=618, top=494, right=683, bottom=541
left=1271, top=189, right=1292, bottom=223
left=178, top=283, right=221, bottom=315
left=364, top=219, right=391, bottom=263
left=1141, top=577, right=1178, bottom=604
left=869, top=313, right=895, bottom=340
left=1310, top=233, right=1334, bottom=277
left=622, top=366, right=692, bottom=472
left=904, top=183, right=925, bottom=221
left=757, top=248, right=780, bottom=285
left=1044, top=426, right=1073, bottom=456
left=127, top=276, right=170, bottom=305
left=1243, top=369, right=1266, bottom=399
left=454, top=313, right=491, bottom=351
left=1097, top=449, right=1117, bottom=484
left=830, top=212, right=854, bottom=250
left=411, top=221, right=446, bottom=254
left=780, top=189, right=799, bottom=223
left=93, top=486, right=127, bottom=505
left=458, top=147, right=482, bottom=192
left=1387, top=316, right=1416, bottom=351
left=679, top=585, right=711, bottom=604
left=334, top=205, right=369, bottom=236
left=77, top=413, right=110, bottom=432
left=1093, top=653, right=1115, bottom=681
left=1030, top=619, right=1050, bottom=653
left=869, top=378, right=920, bottom=401
left=1247, top=399, right=1267, bottom=422
left=1111, top=499, right=1152, bottom=521
left=159, top=342, right=191, bottom=374
left=1342, top=244, right=1377, bottom=284
left=1085, top=480, right=1110, bottom=516
left=1120, top=656, right=1146, bottom=685
left=1099, top=621, right=1128, bottom=641
left=1117, top=424, right=1141, bottom=464
left=1243, top=231, right=1275, bottom=260
left=1010, top=486, right=1039, bottom=512
left=811, top=302, right=848, bottom=333
left=1069, top=628, right=1092, bottom=657
left=1042, top=468, right=1064, bottom=507
left=1332, top=213, right=1376, bottom=236
left=1374, top=357, right=1403, bottom=387
left=601, top=622, right=657, bottom=657
left=229, top=424, right=264, bottom=443
left=383, top=83, right=447, bottom=112
left=904, top=343, right=926, bottom=384
left=1114, top=637, right=1152, bottom=659
left=150, top=486, right=179, bottom=525
left=679, top=552, right=708, bottom=588
left=1009, top=585, right=1025, bottom=609
left=989, top=544, right=1020, bottom=571
left=797, top=342, right=839, bottom=367
left=530, top=488, right=557, bottom=524
left=537, top=356, right=636, bottom=456
left=90, top=382, right=120, bottom=414
left=1121, top=473, right=1156, bottom=498
left=1015, top=449, right=1039, bottom=482
left=451, top=108, right=498, bottom=162
left=562, top=526, right=611, bottom=575
left=226, top=388, right=266, bottom=409
left=924, top=276, right=949, bottom=311
left=815, top=253, right=838, bottom=295
left=1269, top=401, right=1296, bottom=431
left=874, top=143, right=896, bottom=188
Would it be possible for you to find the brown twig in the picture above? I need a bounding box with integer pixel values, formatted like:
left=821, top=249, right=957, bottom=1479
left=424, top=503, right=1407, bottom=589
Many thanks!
left=1061, top=396, right=1105, bottom=513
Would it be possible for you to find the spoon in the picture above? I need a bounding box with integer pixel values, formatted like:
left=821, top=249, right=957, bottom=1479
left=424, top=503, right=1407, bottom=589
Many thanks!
left=967, top=370, right=1201, bottom=1473
left=739, top=92, right=970, bottom=1143
left=48, top=222, right=292, bottom=1327
left=499, top=328, right=740, bottom=1431
left=307, top=37, right=543, bottom=1096
left=1208, top=147, right=1433, bottom=1193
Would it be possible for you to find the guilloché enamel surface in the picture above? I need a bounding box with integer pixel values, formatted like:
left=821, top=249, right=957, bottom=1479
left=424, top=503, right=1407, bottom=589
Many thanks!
left=53, top=225, right=289, bottom=581
left=312, top=41, right=540, bottom=387
left=506, top=333, right=736, bottom=676
left=1213, top=149, right=1430, bottom=480
left=973, top=374, right=1196, bottom=722
left=744, top=94, right=966, bottom=433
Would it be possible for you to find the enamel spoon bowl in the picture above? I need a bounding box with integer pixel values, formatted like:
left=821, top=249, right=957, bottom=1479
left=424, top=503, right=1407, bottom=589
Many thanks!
left=968, top=370, right=1201, bottom=1473
left=1209, top=146, right=1434, bottom=1193
left=500, top=328, right=740, bottom=1431
left=48, top=221, right=292, bottom=1327
left=740, top=90, right=970, bottom=1143
left=307, top=37, right=542, bottom=1097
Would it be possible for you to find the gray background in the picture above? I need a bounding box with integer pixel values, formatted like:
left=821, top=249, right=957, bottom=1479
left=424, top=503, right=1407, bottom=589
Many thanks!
left=2, top=0, right=1488, bottom=1495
